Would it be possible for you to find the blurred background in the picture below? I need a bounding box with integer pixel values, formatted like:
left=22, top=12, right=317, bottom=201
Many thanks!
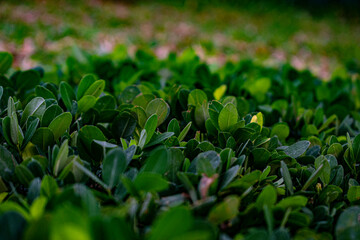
left=0, top=0, right=359, bottom=79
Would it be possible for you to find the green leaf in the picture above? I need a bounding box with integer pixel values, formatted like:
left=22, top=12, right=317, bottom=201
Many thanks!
left=283, top=140, right=310, bottom=158
left=145, top=98, right=170, bottom=126
left=31, top=127, right=55, bottom=150
left=188, top=89, right=208, bottom=107
left=352, top=134, right=360, bottom=162
left=35, top=86, right=56, bottom=99
left=40, top=175, right=58, bottom=198
left=336, top=207, right=360, bottom=240
left=167, top=148, right=184, bottom=182
left=102, top=148, right=127, bottom=188
left=244, top=77, right=271, bottom=102
left=15, top=165, right=34, bottom=186
left=77, top=95, right=96, bottom=113
left=315, top=155, right=331, bottom=185
left=167, top=119, right=180, bottom=136
left=150, top=206, right=193, bottom=240
left=272, top=99, right=288, bottom=117
left=271, top=122, right=290, bottom=141
left=22, top=118, right=40, bottom=149
left=93, top=95, right=116, bottom=111
left=83, top=80, right=105, bottom=98
left=319, top=114, right=337, bottom=132
left=7, top=96, right=16, bottom=117
left=0, top=211, right=26, bottom=240
left=134, top=172, right=169, bottom=192
left=302, top=163, right=325, bottom=191
left=60, top=81, right=76, bottom=111
left=142, top=147, right=169, bottom=174
left=189, top=151, right=221, bottom=176
left=214, top=84, right=227, bottom=100
left=250, top=112, right=264, bottom=130
left=0, top=145, right=16, bottom=177
left=10, top=112, right=23, bottom=147
left=138, top=129, right=147, bottom=149
left=132, top=93, right=156, bottom=109
left=133, top=106, right=147, bottom=128
left=145, top=132, right=174, bottom=148
left=16, top=70, right=40, bottom=91
left=53, top=140, right=69, bottom=176
left=2, top=117, right=13, bottom=146
left=77, top=125, right=106, bottom=161
left=218, top=103, right=238, bottom=131
left=194, top=102, right=209, bottom=128
left=219, top=165, right=239, bottom=190
left=196, top=157, right=216, bottom=176
left=77, top=74, right=96, bottom=100
left=73, top=161, right=108, bottom=190
left=208, top=195, right=240, bottom=224
left=20, top=97, right=46, bottom=127
left=178, top=121, right=192, bottom=142
left=41, top=104, right=63, bottom=127
left=276, top=195, right=308, bottom=209
left=48, top=112, right=72, bottom=140
left=0, top=52, right=13, bottom=74
left=318, top=185, right=342, bottom=205
left=252, top=148, right=271, bottom=169
left=347, top=186, right=360, bottom=203
left=280, top=161, right=294, bottom=195
left=256, top=185, right=277, bottom=209
left=112, top=112, right=137, bottom=139
left=327, top=143, right=343, bottom=158
left=144, top=114, right=158, bottom=144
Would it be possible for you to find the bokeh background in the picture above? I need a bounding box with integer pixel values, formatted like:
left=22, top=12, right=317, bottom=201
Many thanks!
left=1, top=0, right=359, bottom=79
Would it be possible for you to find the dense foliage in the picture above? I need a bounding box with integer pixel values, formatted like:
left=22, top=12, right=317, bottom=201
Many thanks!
left=1, top=49, right=360, bottom=240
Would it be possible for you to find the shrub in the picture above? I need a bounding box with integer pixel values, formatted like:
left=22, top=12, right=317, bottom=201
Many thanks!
left=1, top=49, right=360, bottom=239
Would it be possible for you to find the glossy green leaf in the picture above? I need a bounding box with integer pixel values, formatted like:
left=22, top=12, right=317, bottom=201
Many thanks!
left=77, top=95, right=96, bottom=113
left=315, top=155, right=331, bottom=186
left=41, top=104, right=63, bottom=127
left=102, top=148, right=127, bottom=188
left=60, top=81, right=76, bottom=110
left=150, top=206, right=193, bottom=240
left=20, top=97, right=46, bottom=127
left=336, top=207, right=360, bottom=240
left=77, top=74, right=96, bottom=100
left=347, top=186, right=360, bottom=203
left=48, top=112, right=72, bottom=140
left=112, top=112, right=137, bottom=139
left=271, top=122, right=290, bottom=141
left=178, top=121, right=192, bottom=142
left=208, top=195, right=240, bottom=224
left=31, top=127, right=55, bottom=150
left=188, top=89, right=208, bottom=107
left=283, top=140, right=310, bottom=158
left=0, top=52, right=13, bottom=74
left=83, top=80, right=105, bottom=98
left=35, top=86, right=56, bottom=99
left=280, top=161, right=294, bottom=195
left=144, top=114, right=158, bottom=144
left=134, top=172, right=169, bottom=192
left=256, top=185, right=277, bottom=209
left=145, top=98, right=169, bottom=126
left=53, top=140, right=70, bottom=176
left=218, top=103, right=238, bottom=131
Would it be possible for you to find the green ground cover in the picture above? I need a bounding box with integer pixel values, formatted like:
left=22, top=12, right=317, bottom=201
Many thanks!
left=1, top=1, right=360, bottom=239
left=0, top=46, right=360, bottom=239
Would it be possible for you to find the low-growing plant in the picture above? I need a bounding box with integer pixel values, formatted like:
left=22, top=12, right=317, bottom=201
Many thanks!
left=1, top=49, right=360, bottom=239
